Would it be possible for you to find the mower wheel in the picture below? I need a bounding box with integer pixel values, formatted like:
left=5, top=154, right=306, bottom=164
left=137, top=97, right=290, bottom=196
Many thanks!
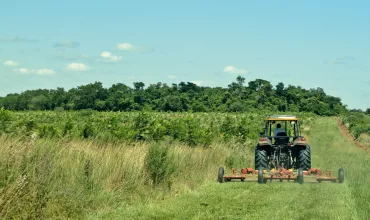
left=258, top=168, right=264, bottom=184
left=338, top=168, right=344, bottom=183
left=218, top=167, right=224, bottom=183
left=297, top=168, right=304, bottom=184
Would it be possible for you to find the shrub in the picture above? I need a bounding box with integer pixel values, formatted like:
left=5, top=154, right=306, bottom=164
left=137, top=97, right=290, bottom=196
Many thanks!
left=0, top=108, right=13, bottom=133
left=144, top=144, right=174, bottom=185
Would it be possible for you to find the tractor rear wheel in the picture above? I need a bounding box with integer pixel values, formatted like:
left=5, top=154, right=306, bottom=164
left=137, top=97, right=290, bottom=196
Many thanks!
left=255, top=147, right=268, bottom=170
left=298, top=146, right=311, bottom=171
left=218, top=167, right=224, bottom=183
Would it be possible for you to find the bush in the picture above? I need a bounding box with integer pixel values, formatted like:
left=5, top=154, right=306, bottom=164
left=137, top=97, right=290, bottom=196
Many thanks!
left=144, top=144, right=174, bottom=185
left=0, top=108, right=13, bottom=133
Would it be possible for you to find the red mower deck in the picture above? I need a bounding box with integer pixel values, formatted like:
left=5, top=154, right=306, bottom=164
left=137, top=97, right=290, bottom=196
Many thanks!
left=218, top=167, right=344, bottom=184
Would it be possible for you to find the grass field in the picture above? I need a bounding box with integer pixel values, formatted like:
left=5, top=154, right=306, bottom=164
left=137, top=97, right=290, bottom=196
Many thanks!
left=87, top=117, right=370, bottom=220
left=1, top=116, right=369, bottom=219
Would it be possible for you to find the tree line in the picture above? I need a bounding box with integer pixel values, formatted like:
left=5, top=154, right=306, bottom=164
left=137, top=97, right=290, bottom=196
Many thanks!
left=0, top=76, right=363, bottom=116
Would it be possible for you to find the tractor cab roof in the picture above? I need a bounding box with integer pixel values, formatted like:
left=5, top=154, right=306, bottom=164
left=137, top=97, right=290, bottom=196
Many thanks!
left=267, top=115, right=299, bottom=121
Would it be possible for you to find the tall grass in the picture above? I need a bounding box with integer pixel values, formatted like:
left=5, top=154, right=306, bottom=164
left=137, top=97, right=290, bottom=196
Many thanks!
left=0, top=136, right=250, bottom=219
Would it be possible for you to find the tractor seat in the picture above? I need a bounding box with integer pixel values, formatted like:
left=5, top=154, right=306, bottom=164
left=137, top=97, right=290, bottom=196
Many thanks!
left=275, top=132, right=289, bottom=145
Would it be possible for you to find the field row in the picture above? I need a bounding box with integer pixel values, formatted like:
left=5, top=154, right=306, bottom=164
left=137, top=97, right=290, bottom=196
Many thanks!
left=0, top=110, right=316, bottom=146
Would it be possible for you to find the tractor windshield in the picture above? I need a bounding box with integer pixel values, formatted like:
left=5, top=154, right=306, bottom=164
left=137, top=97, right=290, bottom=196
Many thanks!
left=265, top=120, right=300, bottom=137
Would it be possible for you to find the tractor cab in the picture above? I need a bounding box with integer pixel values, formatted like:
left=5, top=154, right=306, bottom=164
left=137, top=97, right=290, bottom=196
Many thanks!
left=261, top=115, right=302, bottom=145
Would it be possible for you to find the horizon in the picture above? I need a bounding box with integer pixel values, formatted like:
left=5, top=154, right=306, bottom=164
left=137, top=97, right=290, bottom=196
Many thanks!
left=1, top=0, right=369, bottom=110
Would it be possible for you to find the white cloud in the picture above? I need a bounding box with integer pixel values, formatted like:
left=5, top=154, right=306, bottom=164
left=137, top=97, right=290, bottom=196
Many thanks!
left=36, top=69, right=56, bottom=75
left=19, top=68, right=29, bottom=74
left=191, top=80, right=203, bottom=86
left=116, top=42, right=153, bottom=52
left=168, top=75, right=177, bottom=79
left=117, top=43, right=134, bottom=51
left=66, top=63, right=90, bottom=71
left=223, top=66, right=248, bottom=74
left=15, top=68, right=56, bottom=75
left=99, top=51, right=122, bottom=62
left=4, top=60, right=19, bottom=67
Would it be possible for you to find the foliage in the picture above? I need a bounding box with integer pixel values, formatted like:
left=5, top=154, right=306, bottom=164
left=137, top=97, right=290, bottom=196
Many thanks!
left=0, top=108, right=13, bottom=133
left=341, top=111, right=370, bottom=138
left=0, top=77, right=348, bottom=116
left=145, top=144, right=174, bottom=185
left=0, top=111, right=316, bottom=146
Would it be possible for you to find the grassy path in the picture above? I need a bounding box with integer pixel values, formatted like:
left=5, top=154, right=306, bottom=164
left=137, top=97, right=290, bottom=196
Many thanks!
left=88, top=117, right=370, bottom=220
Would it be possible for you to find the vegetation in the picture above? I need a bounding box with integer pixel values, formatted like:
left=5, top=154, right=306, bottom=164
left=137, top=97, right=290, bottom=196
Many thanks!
left=341, top=110, right=370, bottom=147
left=0, top=110, right=369, bottom=219
left=0, top=111, right=317, bottom=219
left=0, top=76, right=347, bottom=116
left=341, top=110, right=370, bottom=138
left=0, top=109, right=316, bottom=146
left=0, top=76, right=368, bottom=219
left=0, top=136, right=240, bottom=219
left=86, top=118, right=370, bottom=220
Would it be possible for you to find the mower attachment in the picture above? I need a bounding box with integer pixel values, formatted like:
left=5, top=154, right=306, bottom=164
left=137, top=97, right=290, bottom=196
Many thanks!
left=218, top=167, right=344, bottom=184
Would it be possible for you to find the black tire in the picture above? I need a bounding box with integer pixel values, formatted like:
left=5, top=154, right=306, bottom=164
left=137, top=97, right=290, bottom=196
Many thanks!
left=338, top=168, right=344, bottom=183
left=258, top=168, right=264, bottom=184
left=218, top=167, right=224, bottom=183
left=255, top=148, right=268, bottom=170
left=298, top=145, right=311, bottom=171
left=297, top=168, right=304, bottom=184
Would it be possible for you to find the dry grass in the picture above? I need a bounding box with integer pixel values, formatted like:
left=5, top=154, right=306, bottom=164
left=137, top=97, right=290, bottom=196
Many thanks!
left=0, top=136, right=249, bottom=219
left=357, top=133, right=370, bottom=147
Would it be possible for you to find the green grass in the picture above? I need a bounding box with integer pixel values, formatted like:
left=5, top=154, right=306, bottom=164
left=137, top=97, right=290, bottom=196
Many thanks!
left=1, top=116, right=368, bottom=219
left=88, top=117, right=370, bottom=220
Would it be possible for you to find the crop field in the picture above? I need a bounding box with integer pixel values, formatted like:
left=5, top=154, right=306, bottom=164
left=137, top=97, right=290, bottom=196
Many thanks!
left=0, top=110, right=316, bottom=145
left=0, top=111, right=369, bottom=219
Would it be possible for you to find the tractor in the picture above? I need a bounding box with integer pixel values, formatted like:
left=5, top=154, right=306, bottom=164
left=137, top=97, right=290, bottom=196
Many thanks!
left=255, top=115, right=311, bottom=171
left=217, top=115, right=344, bottom=184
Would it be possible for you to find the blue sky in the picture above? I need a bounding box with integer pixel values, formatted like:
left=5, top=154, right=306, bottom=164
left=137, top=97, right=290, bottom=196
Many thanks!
left=0, top=0, right=369, bottom=109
